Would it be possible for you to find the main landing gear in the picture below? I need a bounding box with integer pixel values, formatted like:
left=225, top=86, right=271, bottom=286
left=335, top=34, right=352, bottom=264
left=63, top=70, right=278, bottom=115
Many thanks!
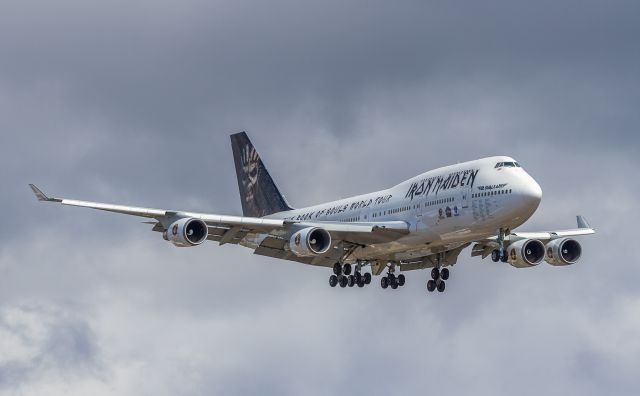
left=380, top=263, right=405, bottom=290
left=329, top=262, right=371, bottom=289
left=426, top=267, right=449, bottom=293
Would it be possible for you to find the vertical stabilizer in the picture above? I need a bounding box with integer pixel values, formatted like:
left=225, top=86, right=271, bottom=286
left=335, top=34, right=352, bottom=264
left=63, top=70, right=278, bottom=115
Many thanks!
left=230, top=132, right=294, bottom=217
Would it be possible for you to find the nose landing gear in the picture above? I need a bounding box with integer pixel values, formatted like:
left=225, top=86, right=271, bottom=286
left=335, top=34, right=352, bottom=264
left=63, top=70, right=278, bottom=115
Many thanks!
left=491, top=227, right=511, bottom=263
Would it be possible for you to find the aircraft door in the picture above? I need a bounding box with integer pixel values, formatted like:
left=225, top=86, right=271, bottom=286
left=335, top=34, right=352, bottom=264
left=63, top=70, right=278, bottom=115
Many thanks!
left=413, top=194, right=431, bottom=232
left=461, top=185, right=471, bottom=209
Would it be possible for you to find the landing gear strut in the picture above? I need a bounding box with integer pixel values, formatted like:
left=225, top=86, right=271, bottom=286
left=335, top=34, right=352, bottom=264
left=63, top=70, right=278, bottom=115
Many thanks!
left=491, top=227, right=510, bottom=263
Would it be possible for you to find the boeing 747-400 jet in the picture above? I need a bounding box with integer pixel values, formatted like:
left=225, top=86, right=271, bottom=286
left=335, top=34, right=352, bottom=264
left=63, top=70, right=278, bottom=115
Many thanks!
left=30, top=132, right=595, bottom=293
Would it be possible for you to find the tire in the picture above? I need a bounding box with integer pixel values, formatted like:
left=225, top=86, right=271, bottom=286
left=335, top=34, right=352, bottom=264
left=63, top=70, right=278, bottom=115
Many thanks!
left=390, top=280, right=398, bottom=289
left=491, top=250, right=500, bottom=262
left=339, top=276, right=348, bottom=288
left=500, top=250, right=508, bottom=263
left=398, top=274, right=406, bottom=286
left=427, top=280, right=436, bottom=292
left=348, top=275, right=355, bottom=287
left=440, top=268, right=449, bottom=280
left=357, top=279, right=365, bottom=288
left=329, top=275, right=338, bottom=287
left=333, top=263, right=342, bottom=275
left=388, top=273, right=396, bottom=283
left=364, top=273, right=372, bottom=284
left=343, top=263, right=352, bottom=275
left=355, top=272, right=362, bottom=284
left=381, top=277, right=389, bottom=289
left=431, top=268, right=440, bottom=280
left=437, top=280, right=446, bottom=292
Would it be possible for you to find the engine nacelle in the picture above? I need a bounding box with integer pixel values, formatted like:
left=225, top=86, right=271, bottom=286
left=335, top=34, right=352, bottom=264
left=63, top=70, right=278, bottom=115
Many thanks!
left=288, top=227, right=332, bottom=257
left=507, top=239, right=545, bottom=268
left=162, top=218, right=209, bottom=247
left=544, top=238, right=582, bottom=266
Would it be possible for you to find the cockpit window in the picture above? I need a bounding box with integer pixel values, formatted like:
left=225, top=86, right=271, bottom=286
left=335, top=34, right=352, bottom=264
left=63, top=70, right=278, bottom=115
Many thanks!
left=495, top=161, right=521, bottom=169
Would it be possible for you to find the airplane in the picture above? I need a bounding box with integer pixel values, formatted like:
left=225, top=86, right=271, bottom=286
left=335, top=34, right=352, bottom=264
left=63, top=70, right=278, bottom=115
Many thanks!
left=30, top=132, right=595, bottom=293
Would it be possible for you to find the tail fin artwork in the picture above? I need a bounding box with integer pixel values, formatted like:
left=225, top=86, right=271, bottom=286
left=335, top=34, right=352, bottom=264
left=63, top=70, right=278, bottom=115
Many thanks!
left=230, top=132, right=294, bottom=218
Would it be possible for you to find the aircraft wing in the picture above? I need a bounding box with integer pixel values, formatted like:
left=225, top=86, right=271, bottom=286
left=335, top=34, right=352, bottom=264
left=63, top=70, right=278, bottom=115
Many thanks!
left=508, top=216, right=595, bottom=241
left=499, top=216, right=595, bottom=242
left=470, top=216, right=595, bottom=259
left=29, top=184, right=408, bottom=260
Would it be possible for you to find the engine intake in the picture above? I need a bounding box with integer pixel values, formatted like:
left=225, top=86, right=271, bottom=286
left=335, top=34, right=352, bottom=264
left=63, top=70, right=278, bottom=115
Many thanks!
left=289, top=227, right=332, bottom=257
left=163, top=218, right=209, bottom=247
left=545, top=238, right=582, bottom=266
left=508, top=239, right=545, bottom=268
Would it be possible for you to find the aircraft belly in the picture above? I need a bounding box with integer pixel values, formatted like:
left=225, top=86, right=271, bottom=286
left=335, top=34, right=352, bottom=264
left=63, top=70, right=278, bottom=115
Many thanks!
left=239, top=209, right=509, bottom=264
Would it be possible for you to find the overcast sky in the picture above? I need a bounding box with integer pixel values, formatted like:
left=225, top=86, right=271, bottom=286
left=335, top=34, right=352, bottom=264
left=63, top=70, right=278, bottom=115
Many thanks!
left=1, top=0, right=639, bottom=395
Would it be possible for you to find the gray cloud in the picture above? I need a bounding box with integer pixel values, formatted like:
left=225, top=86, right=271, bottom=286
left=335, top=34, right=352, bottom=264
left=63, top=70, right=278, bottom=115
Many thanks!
left=1, top=0, right=639, bottom=395
left=0, top=303, right=102, bottom=391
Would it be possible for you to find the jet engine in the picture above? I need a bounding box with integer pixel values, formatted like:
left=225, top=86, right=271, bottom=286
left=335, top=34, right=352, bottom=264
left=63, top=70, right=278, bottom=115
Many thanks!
left=507, top=239, right=545, bottom=268
left=288, top=227, right=332, bottom=257
left=544, top=238, right=582, bottom=266
left=163, top=218, right=209, bottom=247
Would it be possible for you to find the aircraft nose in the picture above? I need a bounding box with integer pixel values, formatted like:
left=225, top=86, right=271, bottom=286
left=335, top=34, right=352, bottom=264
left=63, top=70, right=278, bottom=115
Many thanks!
left=521, top=175, right=542, bottom=209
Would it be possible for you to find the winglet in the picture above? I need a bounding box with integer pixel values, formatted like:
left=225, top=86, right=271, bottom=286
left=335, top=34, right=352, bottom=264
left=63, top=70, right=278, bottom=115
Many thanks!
left=577, top=215, right=591, bottom=229
left=29, top=184, right=62, bottom=202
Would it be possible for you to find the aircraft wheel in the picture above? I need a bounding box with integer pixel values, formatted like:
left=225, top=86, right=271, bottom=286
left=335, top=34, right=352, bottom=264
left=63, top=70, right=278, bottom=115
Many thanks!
left=440, top=268, right=449, bottom=280
left=354, top=272, right=362, bottom=284
left=348, top=275, right=355, bottom=287
left=491, top=250, right=500, bottom=262
left=390, top=280, right=398, bottom=289
left=357, top=279, right=365, bottom=288
left=329, top=275, right=338, bottom=287
left=343, top=263, right=352, bottom=275
left=437, top=280, right=446, bottom=292
left=500, top=250, right=508, bottom=263
left=397, top=274, right=406, bottom=286
left=388, top=273, right=396, bottom=283
left=364, top=273, right=372, bottom=284
left=339, top=276, right=348, bottom=288
left=333, top=263, right=342, bottom=275
left=427, top=280, right=436, bottom=292
left=431, top=268, right=440, bottom=280
left=381, top=277, right=389, bottom=289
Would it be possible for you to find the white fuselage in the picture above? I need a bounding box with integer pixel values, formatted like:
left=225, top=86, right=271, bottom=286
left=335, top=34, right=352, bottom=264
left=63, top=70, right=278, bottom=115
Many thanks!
left=257, top=156, right=542, bottom=262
